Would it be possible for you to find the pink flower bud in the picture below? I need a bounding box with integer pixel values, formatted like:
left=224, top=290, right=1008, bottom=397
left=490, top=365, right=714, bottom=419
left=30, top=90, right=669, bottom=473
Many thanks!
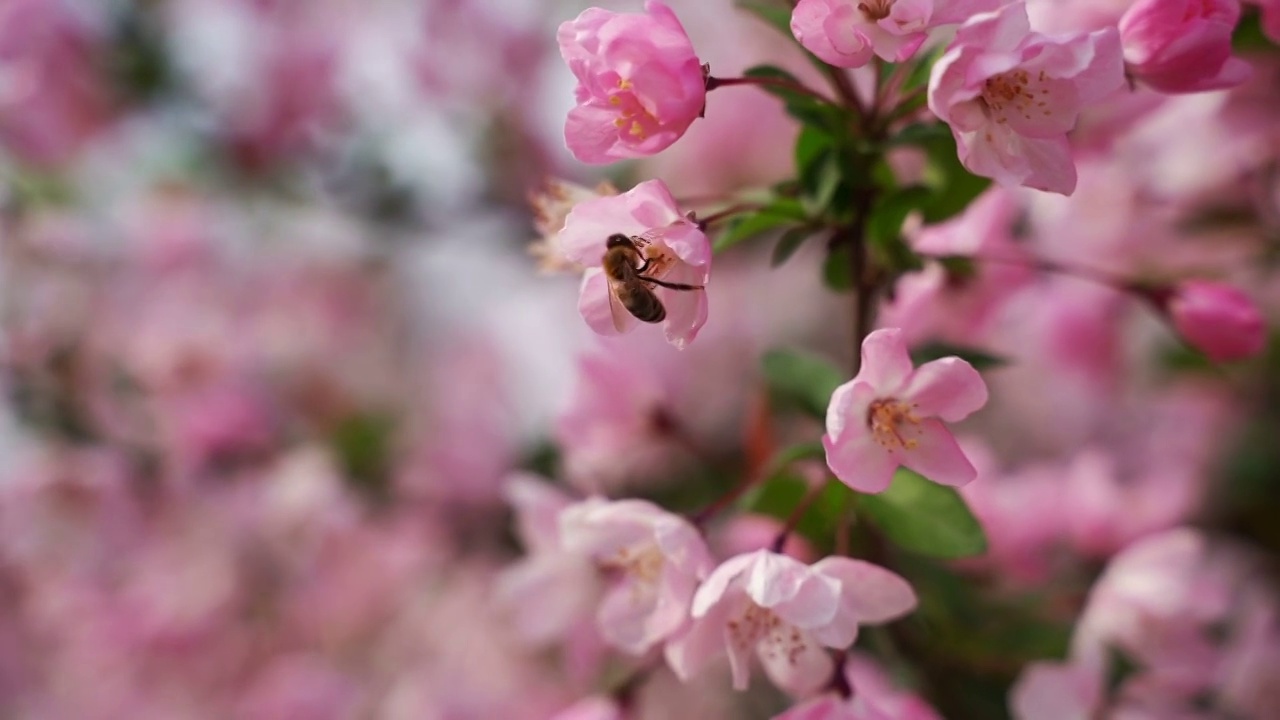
left=1168, top=281, right=1266, bottom=362
left=1120, top=0, right=1252, bottom=94
left=557, top=1, right=706, bottom=164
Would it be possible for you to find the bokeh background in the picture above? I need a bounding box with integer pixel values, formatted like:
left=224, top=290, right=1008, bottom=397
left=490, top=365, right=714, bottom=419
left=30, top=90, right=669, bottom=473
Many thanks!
left=2, top=0, right=1279, bottom=718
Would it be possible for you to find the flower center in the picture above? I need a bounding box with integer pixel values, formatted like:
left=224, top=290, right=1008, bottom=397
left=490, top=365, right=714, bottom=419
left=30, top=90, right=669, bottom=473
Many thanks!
left=866, top=398, right=921, bottom=450
left=599, top=543, right=665, bottom=584
left=608, top=77, right=660, bottom=140
left=727, top=604, right=809, bottom=665
left=857, top=0, right=893, bottom=21
left=980, top=69, right=1054, bottom=124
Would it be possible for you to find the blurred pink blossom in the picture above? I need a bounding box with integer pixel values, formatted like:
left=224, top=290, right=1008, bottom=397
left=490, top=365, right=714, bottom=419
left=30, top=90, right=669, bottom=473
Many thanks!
left=556, top=179, right=711, bottom=348
left=825, top=328, right=987, bottom=493
left=791, top=0, right=1006, bottom=68
left=558, top=0, right=706, bottom=164
left=560, top=498, right=714, bottom=654
left=1166, top=280, right=1266, bottom=362
left=666, top=549, right=916, bottom=696
left=554, top=695, right=625, bottom=720
left=928, top=2, right=1125, bottom=194
left=775, top=651, right=943, bottom=719
left=1119, top=0, right=1252, bottom=94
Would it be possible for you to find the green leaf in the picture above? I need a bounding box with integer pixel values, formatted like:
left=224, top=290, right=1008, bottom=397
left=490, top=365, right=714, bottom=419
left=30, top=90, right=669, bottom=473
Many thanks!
left=714, top=201, right=807, bottom=252
left=331, top=413, right=396, bottom=503
left=910, top=342, right=1009, bottom=371
left=743, top=474, right=855, bottom=550
left=868, top=185, right=932, bottom=246
left=857, top=469, right=988, bottom=559
left=823, top=244, right=853, bottom=291
left=771, top=227, right=813, bottom=267
left=761, top=348, right=844, bottom=419
left=734, top=0, right=794, bottom=39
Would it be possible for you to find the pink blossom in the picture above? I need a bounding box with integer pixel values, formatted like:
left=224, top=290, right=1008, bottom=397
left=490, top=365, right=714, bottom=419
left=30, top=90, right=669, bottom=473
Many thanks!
left=824, top=328, right=988, bottom=493
left=790, top=0, right=1007, bottom=68
left=555, top=179, right=711, bottom=348
left=927, top=3, right=1125, bottom=194
left=558, top=0, right=706, bottom=164
left=559, top=498, right=714, bottom=654
left=665, top=550, right=916, bottom=696
left=775, top=652, right=943, bottom=719
left=1008, top=661, right=1102, bottom=720
left=1166, top=280, right=1266, bottom=362
left=553, top=696, right=624, bottom=720
left=1119, top=0, right=1252, bottom=94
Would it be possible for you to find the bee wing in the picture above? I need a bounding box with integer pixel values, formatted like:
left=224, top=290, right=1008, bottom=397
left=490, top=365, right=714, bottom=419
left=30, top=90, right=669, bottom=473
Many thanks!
left=605, top=276, right=633, bottom=333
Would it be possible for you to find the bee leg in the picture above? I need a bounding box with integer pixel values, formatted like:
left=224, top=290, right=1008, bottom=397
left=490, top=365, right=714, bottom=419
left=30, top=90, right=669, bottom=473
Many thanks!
left=646, top=277, right=705, bottom=291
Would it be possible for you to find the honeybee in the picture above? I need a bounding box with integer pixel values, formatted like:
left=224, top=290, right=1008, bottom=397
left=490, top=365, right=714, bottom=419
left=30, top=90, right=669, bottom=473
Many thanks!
left=602, top=232, right=704, bottom=330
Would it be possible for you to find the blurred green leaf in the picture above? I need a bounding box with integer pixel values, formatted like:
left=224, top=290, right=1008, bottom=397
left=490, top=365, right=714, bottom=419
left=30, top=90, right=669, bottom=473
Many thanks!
left=868, top=185, right=931, bottom=246
left=857, top=469, right=988, bottom=558
left=890, top=123, right=992, bottom=223
left=771, top=226, right=814, bottom=267
left=1233, top=10, right=1275, bottom=52
left=761, top=348, right=844, bottom=419
left=331, top=413, right=395, bottom=503
left=911, top=342, right=1009, bottom=371
left=823, top=243, right=853, bottom=291
left=1105, top=644, right=1143, bottom=697
left=743, top=474, right=854, bottom=550
left=714, top=199, right=808, bottom=252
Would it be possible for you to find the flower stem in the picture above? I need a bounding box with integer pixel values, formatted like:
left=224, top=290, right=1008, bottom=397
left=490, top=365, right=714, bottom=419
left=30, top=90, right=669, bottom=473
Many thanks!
left=770, top=479, right=828, bottom=553
left=705, top=74, right=836, bottom=105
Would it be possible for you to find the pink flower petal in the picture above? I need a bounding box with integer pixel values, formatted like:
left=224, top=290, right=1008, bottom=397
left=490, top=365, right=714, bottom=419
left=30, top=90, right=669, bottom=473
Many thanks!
left=813, top=557, right=918, bottom=624
left=756, top=627, right=836, bottom=697
left=578, top=270, right=632, bottom=337
left=858, top=328, right=914, bottom=393
left=824, top=431, right=900, bottom=494
left=898, top=419, right=977, bottom=487
left=902, top=357, right=988, bottom=422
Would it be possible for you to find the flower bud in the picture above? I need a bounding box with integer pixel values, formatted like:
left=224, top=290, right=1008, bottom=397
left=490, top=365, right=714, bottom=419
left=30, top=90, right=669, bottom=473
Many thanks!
left=1168, top=280, right=1266, bottom=362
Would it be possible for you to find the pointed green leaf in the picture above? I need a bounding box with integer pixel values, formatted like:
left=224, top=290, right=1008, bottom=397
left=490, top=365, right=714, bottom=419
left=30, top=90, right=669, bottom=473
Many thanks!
left=761, top=348, right=844, bottom=419
left=857, top=469, right=988, bottom=558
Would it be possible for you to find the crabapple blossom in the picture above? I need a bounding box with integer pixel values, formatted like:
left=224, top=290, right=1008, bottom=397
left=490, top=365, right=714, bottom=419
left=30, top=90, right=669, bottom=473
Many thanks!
left=927, top=2, right=1125, bottom=194
left=824, top=328, right=988, bottom=493
left=1119, top=0, right=1252, bottom=94
left=555, top=179, right=711, bottom=348
left=1008, top=661, right=1101, bottom=720
left=559, top=498, right=714, bottom=654
left=665, top=549, right=916, bottom=696
left=558, top=0, right=706, bottom=163
left=1166, top=280, right=1266, bottom=362
left=790, top=0, right=1007, bottom=68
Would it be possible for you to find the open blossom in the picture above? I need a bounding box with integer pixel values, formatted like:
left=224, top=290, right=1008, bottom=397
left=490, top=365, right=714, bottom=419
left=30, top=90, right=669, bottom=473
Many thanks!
left=927, top=3, right=1124, bottom=194
left=665, top=550, right=916, bottom=696
left=790, top=0, right=1006, bottom=68
left=1119, top=0, right=1252, bottom=94
left=825, top=328, right=988, bottom=493
left=559, top=498, right=714, bottom=655
left=558, top=0, right=705, bottom=164
left=1166, top=280, right=1266, bottom=362
left=555, top=179, right=711, bottom=348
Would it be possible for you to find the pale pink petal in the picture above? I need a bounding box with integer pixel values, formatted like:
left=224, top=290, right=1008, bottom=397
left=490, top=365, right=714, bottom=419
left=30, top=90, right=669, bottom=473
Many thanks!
left=597, top=581, right=659, bottom=654
left=745, top=551, right=813, bottom=607
left=902, top=357, right=988, bottom=422
left=772, top=573, right=843, bottom=629
left=899, top=420, right=977, bottom=487
left=931, top=0, right=1010, bottom=25
left=813, top=557, right=918, bottom=624
left=757, top=627, right=836, bottom=697
left=564, top=103, right=625, bottom=164
left=824, top=431, right=900, bottom=494
left=771, top=696, right=855, bottom=720
left=1009, top=662, right=1102, bottom=720
left=658, top=261, right=709, bottom=350
left=653, top=221, right=712, bottom=268
left=503, top=472, right=573, bottom=552
left=1016, top=136, right=1078, bottom=195
left=691, top=552, right=758, bottom=617
left=552, top=696, right=624, bottom=720
left=953, top=2, right=1031, bottom=52
left=858, top=328, right=914, bottom=393
left=664, top=607, right=728, bottom=681
left=578, top=270, right=632, bottom=337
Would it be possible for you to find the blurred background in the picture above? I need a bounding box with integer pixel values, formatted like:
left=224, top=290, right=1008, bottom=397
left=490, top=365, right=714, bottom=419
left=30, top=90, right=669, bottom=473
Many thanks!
left=1, top=0, right=1279, bottom=718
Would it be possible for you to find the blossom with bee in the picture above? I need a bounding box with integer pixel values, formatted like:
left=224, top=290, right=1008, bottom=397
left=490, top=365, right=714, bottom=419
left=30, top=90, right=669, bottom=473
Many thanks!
left=558, top=0, right=706, bottom=164
left=555, top=179, right=711, bottom=349
left=824, top=328, right=987, bottom=493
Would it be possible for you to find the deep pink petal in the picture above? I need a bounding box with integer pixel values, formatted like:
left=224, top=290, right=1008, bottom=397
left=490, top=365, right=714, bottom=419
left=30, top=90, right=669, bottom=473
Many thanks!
left=564, top=103, right=623, bottom=165
left=902, top=357, right=988, bottom=422
left=898, top=420, right=977, bottom=487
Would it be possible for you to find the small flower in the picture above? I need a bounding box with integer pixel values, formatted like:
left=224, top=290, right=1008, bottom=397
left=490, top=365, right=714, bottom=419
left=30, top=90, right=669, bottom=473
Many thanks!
left=1120, top=0, right=1252, bottom=94
left=560, top=498, right=714, bottom=655
left=824, top=328, right=987, bottom=493
left=790, top=0, right=1006, bottom=69
left=555, top=179, right=711, bottom=349
left=558, top=0, right=706, bottom=164
left=1165, top=280, right=1266, bottom=362
left=927, top=3, right=1125, bottom=195
left=529, top=178, right=618, bottom=273
left=665, top=550, right=916, bottom=696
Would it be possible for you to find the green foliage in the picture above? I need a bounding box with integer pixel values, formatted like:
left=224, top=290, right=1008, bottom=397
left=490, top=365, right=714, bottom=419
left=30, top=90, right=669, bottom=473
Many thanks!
left=743, top=473, right=855, bottom=551
left=331, top=413, right=396, bottom=503
left=856, top=469, right=988, bottom=559
left=771, top=227, right=814, bottom=267
left=891, top=123, right=992, bottom=223
left=760, top=348, right=844, bottom=419
left=714, top=197, right=809, bottom=252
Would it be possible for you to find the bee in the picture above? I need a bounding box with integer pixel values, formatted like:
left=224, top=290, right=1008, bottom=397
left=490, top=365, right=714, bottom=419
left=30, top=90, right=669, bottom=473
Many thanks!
left=601, top=232, right=704, bottom=330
